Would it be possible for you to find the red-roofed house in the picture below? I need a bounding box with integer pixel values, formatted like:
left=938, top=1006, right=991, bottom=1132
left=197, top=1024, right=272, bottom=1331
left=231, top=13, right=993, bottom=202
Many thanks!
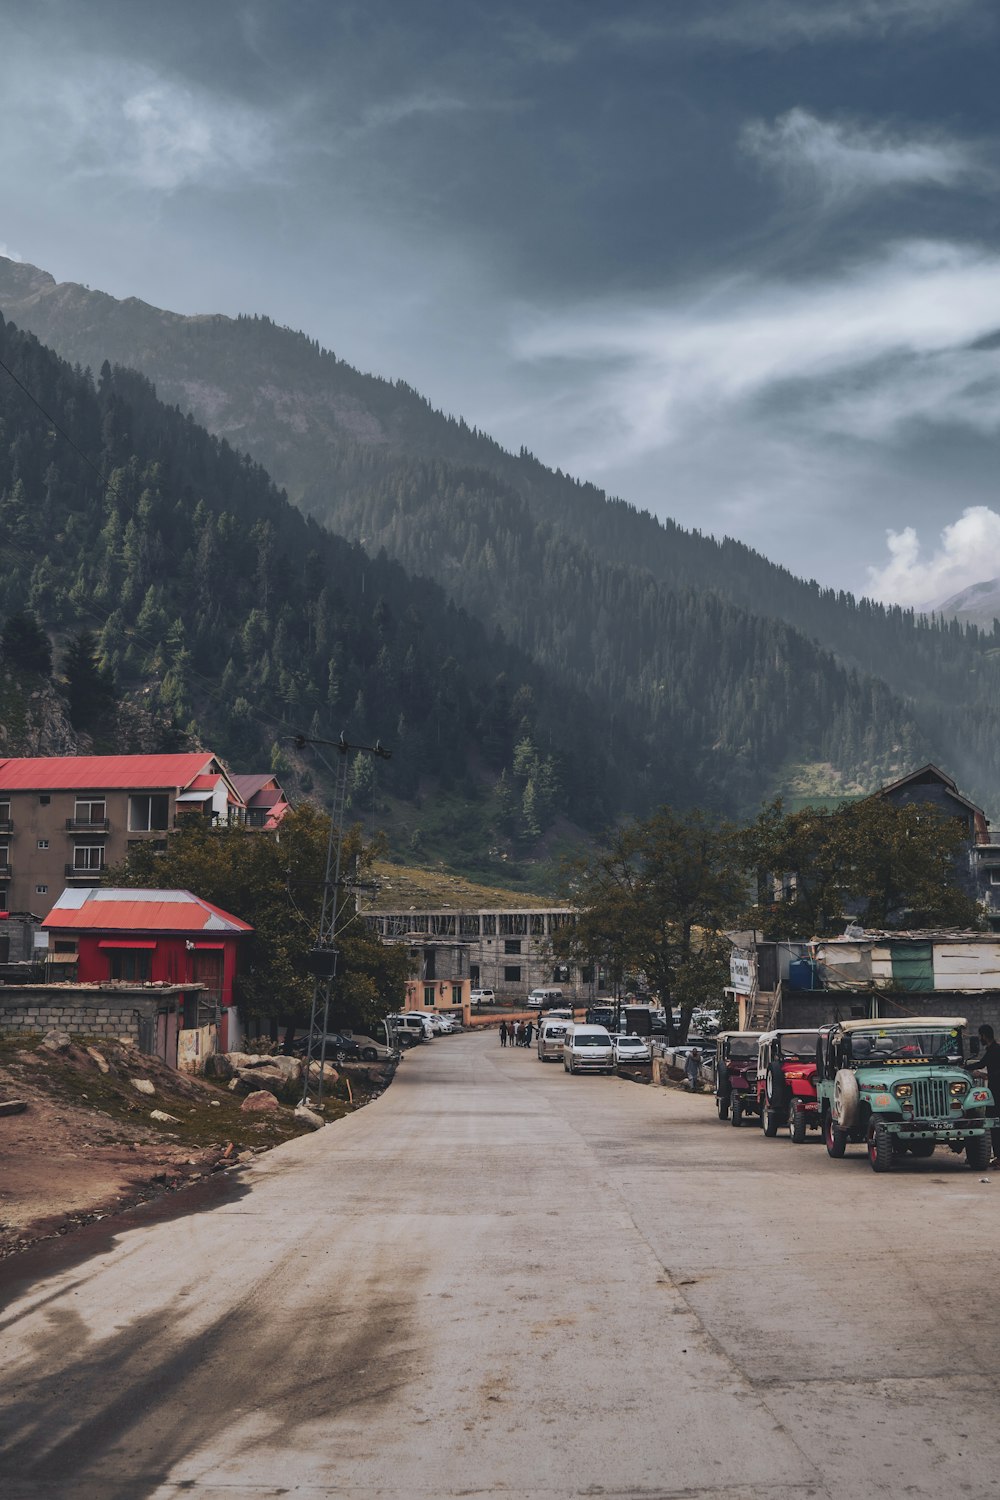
left=230, top=774, right=291, bottom=831
left=42, top=886, right=252, bottom=1050
left=0, top=752, right=245, bottom=914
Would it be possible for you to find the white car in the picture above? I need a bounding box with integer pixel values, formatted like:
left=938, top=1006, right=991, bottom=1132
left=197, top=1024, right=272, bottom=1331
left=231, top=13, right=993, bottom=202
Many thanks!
left=432, top=1014, right=462, bottom=1033
left=470, top=989, right=496, bottom=1006
left=614, top=1034, right=651, bottom=1064
left=563, top=1024, right=615, bottom=1075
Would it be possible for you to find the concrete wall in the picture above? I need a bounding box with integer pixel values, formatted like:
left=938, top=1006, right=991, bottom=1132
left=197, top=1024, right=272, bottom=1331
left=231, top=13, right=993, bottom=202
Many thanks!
left=0, top=987, right=146, bottom=1042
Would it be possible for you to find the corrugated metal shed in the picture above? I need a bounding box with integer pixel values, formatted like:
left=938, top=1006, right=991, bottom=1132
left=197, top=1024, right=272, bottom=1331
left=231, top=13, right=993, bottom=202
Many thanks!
left=42, top=887, right=252, bottom=934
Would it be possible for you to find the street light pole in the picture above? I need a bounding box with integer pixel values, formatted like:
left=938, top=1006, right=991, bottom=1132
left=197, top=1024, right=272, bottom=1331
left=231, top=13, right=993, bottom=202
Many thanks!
left=292, top=732, right=391, bottom=1107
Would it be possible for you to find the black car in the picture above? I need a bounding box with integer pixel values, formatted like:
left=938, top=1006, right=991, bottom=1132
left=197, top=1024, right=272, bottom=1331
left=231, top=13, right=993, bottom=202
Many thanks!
left=291, top=1032, right=380, bottom=1062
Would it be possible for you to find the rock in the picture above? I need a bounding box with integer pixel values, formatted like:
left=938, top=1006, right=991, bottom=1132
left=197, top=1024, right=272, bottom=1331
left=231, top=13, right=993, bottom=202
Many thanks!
left=41, top=1030, right=73, bottom=1053
left=266, top=1055, right=302, bottom=1082
left=231, top=1067, right=285, bottom=1097
left=306, top=1061, right=338, bottom=1088
left=241, top=1090, right=279, bottom=1114
left=131, top=1078, right=156, bottom=1096
left=202, top=1052, right=234, bottom=1081
left=86, top=1048, right=110, bottom=1074
left=150, top=1109, right=179, bottom=1123
left=294, top=1104, right=324, bottom=1130
left=0, top=1099, right=28, bottom=1117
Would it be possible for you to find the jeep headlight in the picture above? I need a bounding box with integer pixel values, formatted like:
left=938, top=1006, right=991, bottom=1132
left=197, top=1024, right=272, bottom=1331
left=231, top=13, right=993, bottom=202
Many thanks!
left=950, top=1080, right=968, bottom=1099
left=892, top=1082, right=913, bottom=1101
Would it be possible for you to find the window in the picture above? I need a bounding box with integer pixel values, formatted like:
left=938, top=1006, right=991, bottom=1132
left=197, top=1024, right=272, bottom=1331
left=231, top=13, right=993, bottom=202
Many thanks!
left=54, top=939, right=78, bottom=954
left=39, top=795, right=50, bottom=806
left=423, top=985, right=436, bottom=1008
left=73, top=846, right=105, bottom=872
left=989, top=868, right=1000, bottom=886
left=35, top=884, right=48, bottom=895
left=128, top=794, right=169, bottom=832
left=0, top=842, right=8, bottom=869
left=0, top=800, right=10, bottom=826
left=470, top=964, right=480, bottom=987
left=553, top=964, right=570, bottom=983
left=37, top=839, right=49, bottom=850
left=451, top=985, right=463, bottom=1006
left=504, top=965, right=522, bottom=983
left=109, top=950, right=151, bottom=982
left=504, top=939, right=522, bottom=955
left=73, top=799, right=107, bottom=827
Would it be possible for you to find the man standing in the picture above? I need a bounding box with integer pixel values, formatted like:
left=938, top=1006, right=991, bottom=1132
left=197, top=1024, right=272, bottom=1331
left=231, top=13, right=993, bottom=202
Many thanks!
left=499, top=1021, right=508, bottom=1048
left=974, top=1024, right=1000, bottom=1162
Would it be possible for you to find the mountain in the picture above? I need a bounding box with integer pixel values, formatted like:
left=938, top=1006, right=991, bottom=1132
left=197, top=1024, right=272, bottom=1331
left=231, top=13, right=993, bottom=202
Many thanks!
left=927, top=579, right=1000, bottom=631
left=4, top=256, right=1000, bottom=821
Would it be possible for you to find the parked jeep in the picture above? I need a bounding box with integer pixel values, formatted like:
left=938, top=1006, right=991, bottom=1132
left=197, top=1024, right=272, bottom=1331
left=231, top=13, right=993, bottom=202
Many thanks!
left=756, top=1029, right=820, bottom=1141
left=713, top=1031, right=761, bottom=1126
left=817, top=1016, right=996, bottom=1172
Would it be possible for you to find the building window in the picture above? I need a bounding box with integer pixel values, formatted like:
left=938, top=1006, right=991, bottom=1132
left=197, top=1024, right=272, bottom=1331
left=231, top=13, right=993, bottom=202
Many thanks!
left=128, top=794, right=169, bottom=831
left=54, top=939, right=78, bottom=954
left=0, top=842, right=8, bottom=870
left=73, top=846, right=105, bottom=872
left=481, top=915, right=496, bottom=936
left=470, top=964, right=480, bottom=987
left=0, top=800, right=10, bottom=827
left=504, top=965, right=521, bottom=983
left=35, top=884, right=48, bottom=895
left=38, top=795, right=50, bottom=806
left=504, top=938, right=522, bottom=955
left=989, top=868, right=1000, bottom=886
left=553, top=964, right=570, bottom=983
left=37, top=839, right=49, bottom=850
left=423, top=985, right=436, bottom=1008
left=451, top=984, right=463, bottom=1006
left=74, top=798, right=107, bottom=826
left=109, top=950, right=151, bottom=982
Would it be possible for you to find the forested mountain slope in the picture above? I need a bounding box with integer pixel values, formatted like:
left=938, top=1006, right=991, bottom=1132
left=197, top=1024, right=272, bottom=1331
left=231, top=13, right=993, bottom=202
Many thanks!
left=2, top=257, right=996, bottom=814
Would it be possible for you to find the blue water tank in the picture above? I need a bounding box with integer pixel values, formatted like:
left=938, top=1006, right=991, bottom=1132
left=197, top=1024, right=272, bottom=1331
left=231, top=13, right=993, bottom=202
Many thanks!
left=788, top=958, right=815, bottom=990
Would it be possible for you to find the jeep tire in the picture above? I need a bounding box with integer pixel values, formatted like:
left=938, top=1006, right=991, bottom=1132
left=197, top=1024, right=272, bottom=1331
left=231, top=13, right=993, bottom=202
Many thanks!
left=833, top=1069, right=860, bottom=1129
left=789, top=1104, right=807, bottom=1144
left=868, top=1121, right=894, bottom=1173
left=765, top=1063, right=789, bottom=1110
left=824, top=1109, right=847, bottom=1158
left=731, top=1097, right=743, bottom=1127
left=716, top=1095, right=729, bottom=1121
left=762, top=1105, right=780, bottom=1137
left=966, top=1132, right=991, bottom=1170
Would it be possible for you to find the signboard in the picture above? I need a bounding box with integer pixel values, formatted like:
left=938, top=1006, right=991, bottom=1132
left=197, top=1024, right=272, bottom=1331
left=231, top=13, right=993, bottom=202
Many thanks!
left=729, top=950, right=753, bottom=994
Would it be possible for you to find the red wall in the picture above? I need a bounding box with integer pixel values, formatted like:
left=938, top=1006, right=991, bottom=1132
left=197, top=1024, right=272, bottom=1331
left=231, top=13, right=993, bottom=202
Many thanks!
left=74, top=931, right=243, bottom=1008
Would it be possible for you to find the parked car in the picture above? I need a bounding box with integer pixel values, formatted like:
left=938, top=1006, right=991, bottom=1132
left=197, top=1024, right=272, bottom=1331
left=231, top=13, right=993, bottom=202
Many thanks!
left=756, top=1029, right=820, bottom=1141
left=400, top=1012, right=436, bottom=1040
left=537, top=1017, right=572, bottom=1061
left=292, top=1031, right=378, bottom=1062
left=563, top=1023, right=615, bottom=1074
left=526, top=987, right=565, bottom=1010
left=817, top=1016, right=995, bottom=1171
left=470, top=988, right=496, bottom=1006
left=713, top=1031, right=761, bottom=1125
left=433, top=1014, right=463, bottom=1033
left=614, top=1034, right=652, bottom=1065
left=387, top=1014, right=431, bottom=1044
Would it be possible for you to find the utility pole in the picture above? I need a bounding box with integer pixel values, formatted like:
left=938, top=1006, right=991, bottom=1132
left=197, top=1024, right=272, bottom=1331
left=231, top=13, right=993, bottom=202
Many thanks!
left=292, top=731, right=391, bottom=1106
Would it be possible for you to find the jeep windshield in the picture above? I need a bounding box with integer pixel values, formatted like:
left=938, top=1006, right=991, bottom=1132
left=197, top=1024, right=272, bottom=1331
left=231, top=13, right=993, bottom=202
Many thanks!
left=777, top=1032, right=818, bottom=1061
left=727, top=1039, right=757, bottom=1059
left=849, top=1029, right=962, bottom=1065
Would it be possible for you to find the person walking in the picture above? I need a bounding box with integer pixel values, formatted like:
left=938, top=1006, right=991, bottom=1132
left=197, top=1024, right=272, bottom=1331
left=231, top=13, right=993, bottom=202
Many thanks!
left=973, top=1024, right=1000, bottom=1161
left=499, top=1021, right=508, bottom=1048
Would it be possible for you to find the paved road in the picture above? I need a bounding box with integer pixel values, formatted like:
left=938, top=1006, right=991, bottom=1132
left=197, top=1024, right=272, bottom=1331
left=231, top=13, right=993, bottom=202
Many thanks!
left=1, top=1030, right=998, bottom=1499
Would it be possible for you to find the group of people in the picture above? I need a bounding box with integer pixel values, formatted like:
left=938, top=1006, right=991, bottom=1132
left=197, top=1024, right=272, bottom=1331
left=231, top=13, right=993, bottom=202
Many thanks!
left=499, top=1019, right=534, bottom=1048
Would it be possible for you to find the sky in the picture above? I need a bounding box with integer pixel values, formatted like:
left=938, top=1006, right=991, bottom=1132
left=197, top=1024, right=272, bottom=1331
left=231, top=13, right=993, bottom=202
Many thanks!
left=2, top=0, right=1000, bottom=602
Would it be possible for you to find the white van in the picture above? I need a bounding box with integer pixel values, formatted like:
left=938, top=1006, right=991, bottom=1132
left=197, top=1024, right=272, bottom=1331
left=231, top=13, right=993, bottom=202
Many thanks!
left=537, top=1016, right=572, bottom=1061
left=562, top=1023, right=615, bottom=1075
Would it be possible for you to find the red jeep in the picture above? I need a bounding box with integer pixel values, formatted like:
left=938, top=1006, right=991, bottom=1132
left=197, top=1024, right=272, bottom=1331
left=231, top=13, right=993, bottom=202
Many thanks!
left=756, top=1028, right=821, bottom=1142
left=713, top=1031, right=761, bottom=1126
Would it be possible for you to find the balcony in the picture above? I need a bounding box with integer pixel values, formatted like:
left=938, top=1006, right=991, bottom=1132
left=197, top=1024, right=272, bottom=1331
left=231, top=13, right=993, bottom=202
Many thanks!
left=66, top=818, right=110, bottom=832
left=65, top=864, right=104, bottom=880
left=0, top=819, right=12, bottom=833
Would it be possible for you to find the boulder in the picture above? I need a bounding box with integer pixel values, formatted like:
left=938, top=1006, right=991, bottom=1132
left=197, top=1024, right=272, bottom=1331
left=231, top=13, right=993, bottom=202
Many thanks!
left=150, top=1109, right=179, bottom=1123
left=231, top=1067, right=285, bottom=1097
left=306, top=1061, right=338, bottom=1088
left=294, top=1104, right=325, bottom=1130
left=41, top=1030, right=73, bottom=1053
left=131, top=1078, right=156, bottom=1096
left=0, top=1099, right=28, bottom=1117
left=241, top=1090, right=279, bottom=1114
left=86, top=1048, right=110, bottom=1074
left=203, top=1052, right=234, bottom=1081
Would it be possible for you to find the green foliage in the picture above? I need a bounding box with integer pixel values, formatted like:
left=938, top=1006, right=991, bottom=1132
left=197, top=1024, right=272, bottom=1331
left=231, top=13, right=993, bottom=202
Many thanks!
left=60, top=629, right=116, bottom=734
left=739, top=797, right=981, bottom=937
left=0, top=611, right=52, bottom=677
left=106, top=807, right=409, bottom=1032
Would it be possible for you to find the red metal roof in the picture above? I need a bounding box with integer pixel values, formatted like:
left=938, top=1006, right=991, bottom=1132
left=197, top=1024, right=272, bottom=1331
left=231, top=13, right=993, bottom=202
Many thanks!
left=42, top=888, right=252, bottom=934
left=0, top=754, right=218, bottom=791
left=187, top=772, right=224, bottom=792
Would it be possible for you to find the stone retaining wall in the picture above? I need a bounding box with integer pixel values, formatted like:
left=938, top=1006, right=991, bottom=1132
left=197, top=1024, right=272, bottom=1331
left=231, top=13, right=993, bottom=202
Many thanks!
left=0, top=989, right=144, bottom=1043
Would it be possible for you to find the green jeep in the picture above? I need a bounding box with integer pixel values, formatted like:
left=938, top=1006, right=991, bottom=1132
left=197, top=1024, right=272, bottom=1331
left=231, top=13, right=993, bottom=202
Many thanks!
left=817, top=1016, right=996, bottom=1173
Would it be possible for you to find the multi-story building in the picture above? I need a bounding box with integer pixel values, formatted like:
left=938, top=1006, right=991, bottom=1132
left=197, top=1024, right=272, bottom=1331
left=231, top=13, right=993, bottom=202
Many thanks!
left=0, top=753, right=247, bottom=914
left=362, top=904, right=598, bottom=1005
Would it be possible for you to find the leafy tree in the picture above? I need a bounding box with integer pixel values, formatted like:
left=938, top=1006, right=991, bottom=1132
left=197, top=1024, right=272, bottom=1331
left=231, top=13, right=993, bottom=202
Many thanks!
left=106, top=807, right=409, bottom=1036
left=558, top=806, right=746, bottom=1039
left=740, top=797, right=981, bottom=937
left=0, top=611, right=52, bottom=676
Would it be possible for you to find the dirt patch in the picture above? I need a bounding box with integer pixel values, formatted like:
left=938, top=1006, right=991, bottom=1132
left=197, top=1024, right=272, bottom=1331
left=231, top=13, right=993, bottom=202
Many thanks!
left=0, top=1033, right=389, bottom=1260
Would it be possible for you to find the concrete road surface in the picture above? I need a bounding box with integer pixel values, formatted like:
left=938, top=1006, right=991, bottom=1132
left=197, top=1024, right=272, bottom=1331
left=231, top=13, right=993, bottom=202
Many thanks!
left=1, top=1030, right=999, bottom=1499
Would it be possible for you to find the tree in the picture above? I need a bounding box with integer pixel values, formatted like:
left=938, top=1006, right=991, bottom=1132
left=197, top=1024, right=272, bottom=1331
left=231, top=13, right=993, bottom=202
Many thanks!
left=61, top=630, right=116, bottom=732
left=106, top=807, right=409, bottom=1037
left=558, top=806, right=746, bottom=1039
left=739, top=797, right=981, bottom=938
left=0, top=611, right=52, bottom=676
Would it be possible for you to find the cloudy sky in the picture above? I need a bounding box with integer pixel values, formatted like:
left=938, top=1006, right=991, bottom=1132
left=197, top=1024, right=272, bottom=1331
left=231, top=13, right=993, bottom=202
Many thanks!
left=3, top=0, right=1000, bottom=601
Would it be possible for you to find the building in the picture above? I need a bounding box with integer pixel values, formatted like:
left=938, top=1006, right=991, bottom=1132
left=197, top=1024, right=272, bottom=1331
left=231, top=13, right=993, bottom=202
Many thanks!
left=41, top=886, right=253, bottom=1051
left=728, top=929, right=1000, bottom=1035
left=230, top=774, right=291, bottom=831
left=362, top=904, right=596, bottom=1005
left=0, top=753, right=288, bottom=914
left=0, top=910, right=44, bottom=980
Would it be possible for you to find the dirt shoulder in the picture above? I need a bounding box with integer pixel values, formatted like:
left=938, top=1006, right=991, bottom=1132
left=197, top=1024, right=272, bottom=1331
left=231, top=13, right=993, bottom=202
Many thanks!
left=0, top=1033, right=388, bottom=1259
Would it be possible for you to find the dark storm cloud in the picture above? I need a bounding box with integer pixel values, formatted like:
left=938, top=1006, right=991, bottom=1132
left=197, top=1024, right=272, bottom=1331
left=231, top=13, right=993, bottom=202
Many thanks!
left=2, top=0, right=1000, bottom=596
